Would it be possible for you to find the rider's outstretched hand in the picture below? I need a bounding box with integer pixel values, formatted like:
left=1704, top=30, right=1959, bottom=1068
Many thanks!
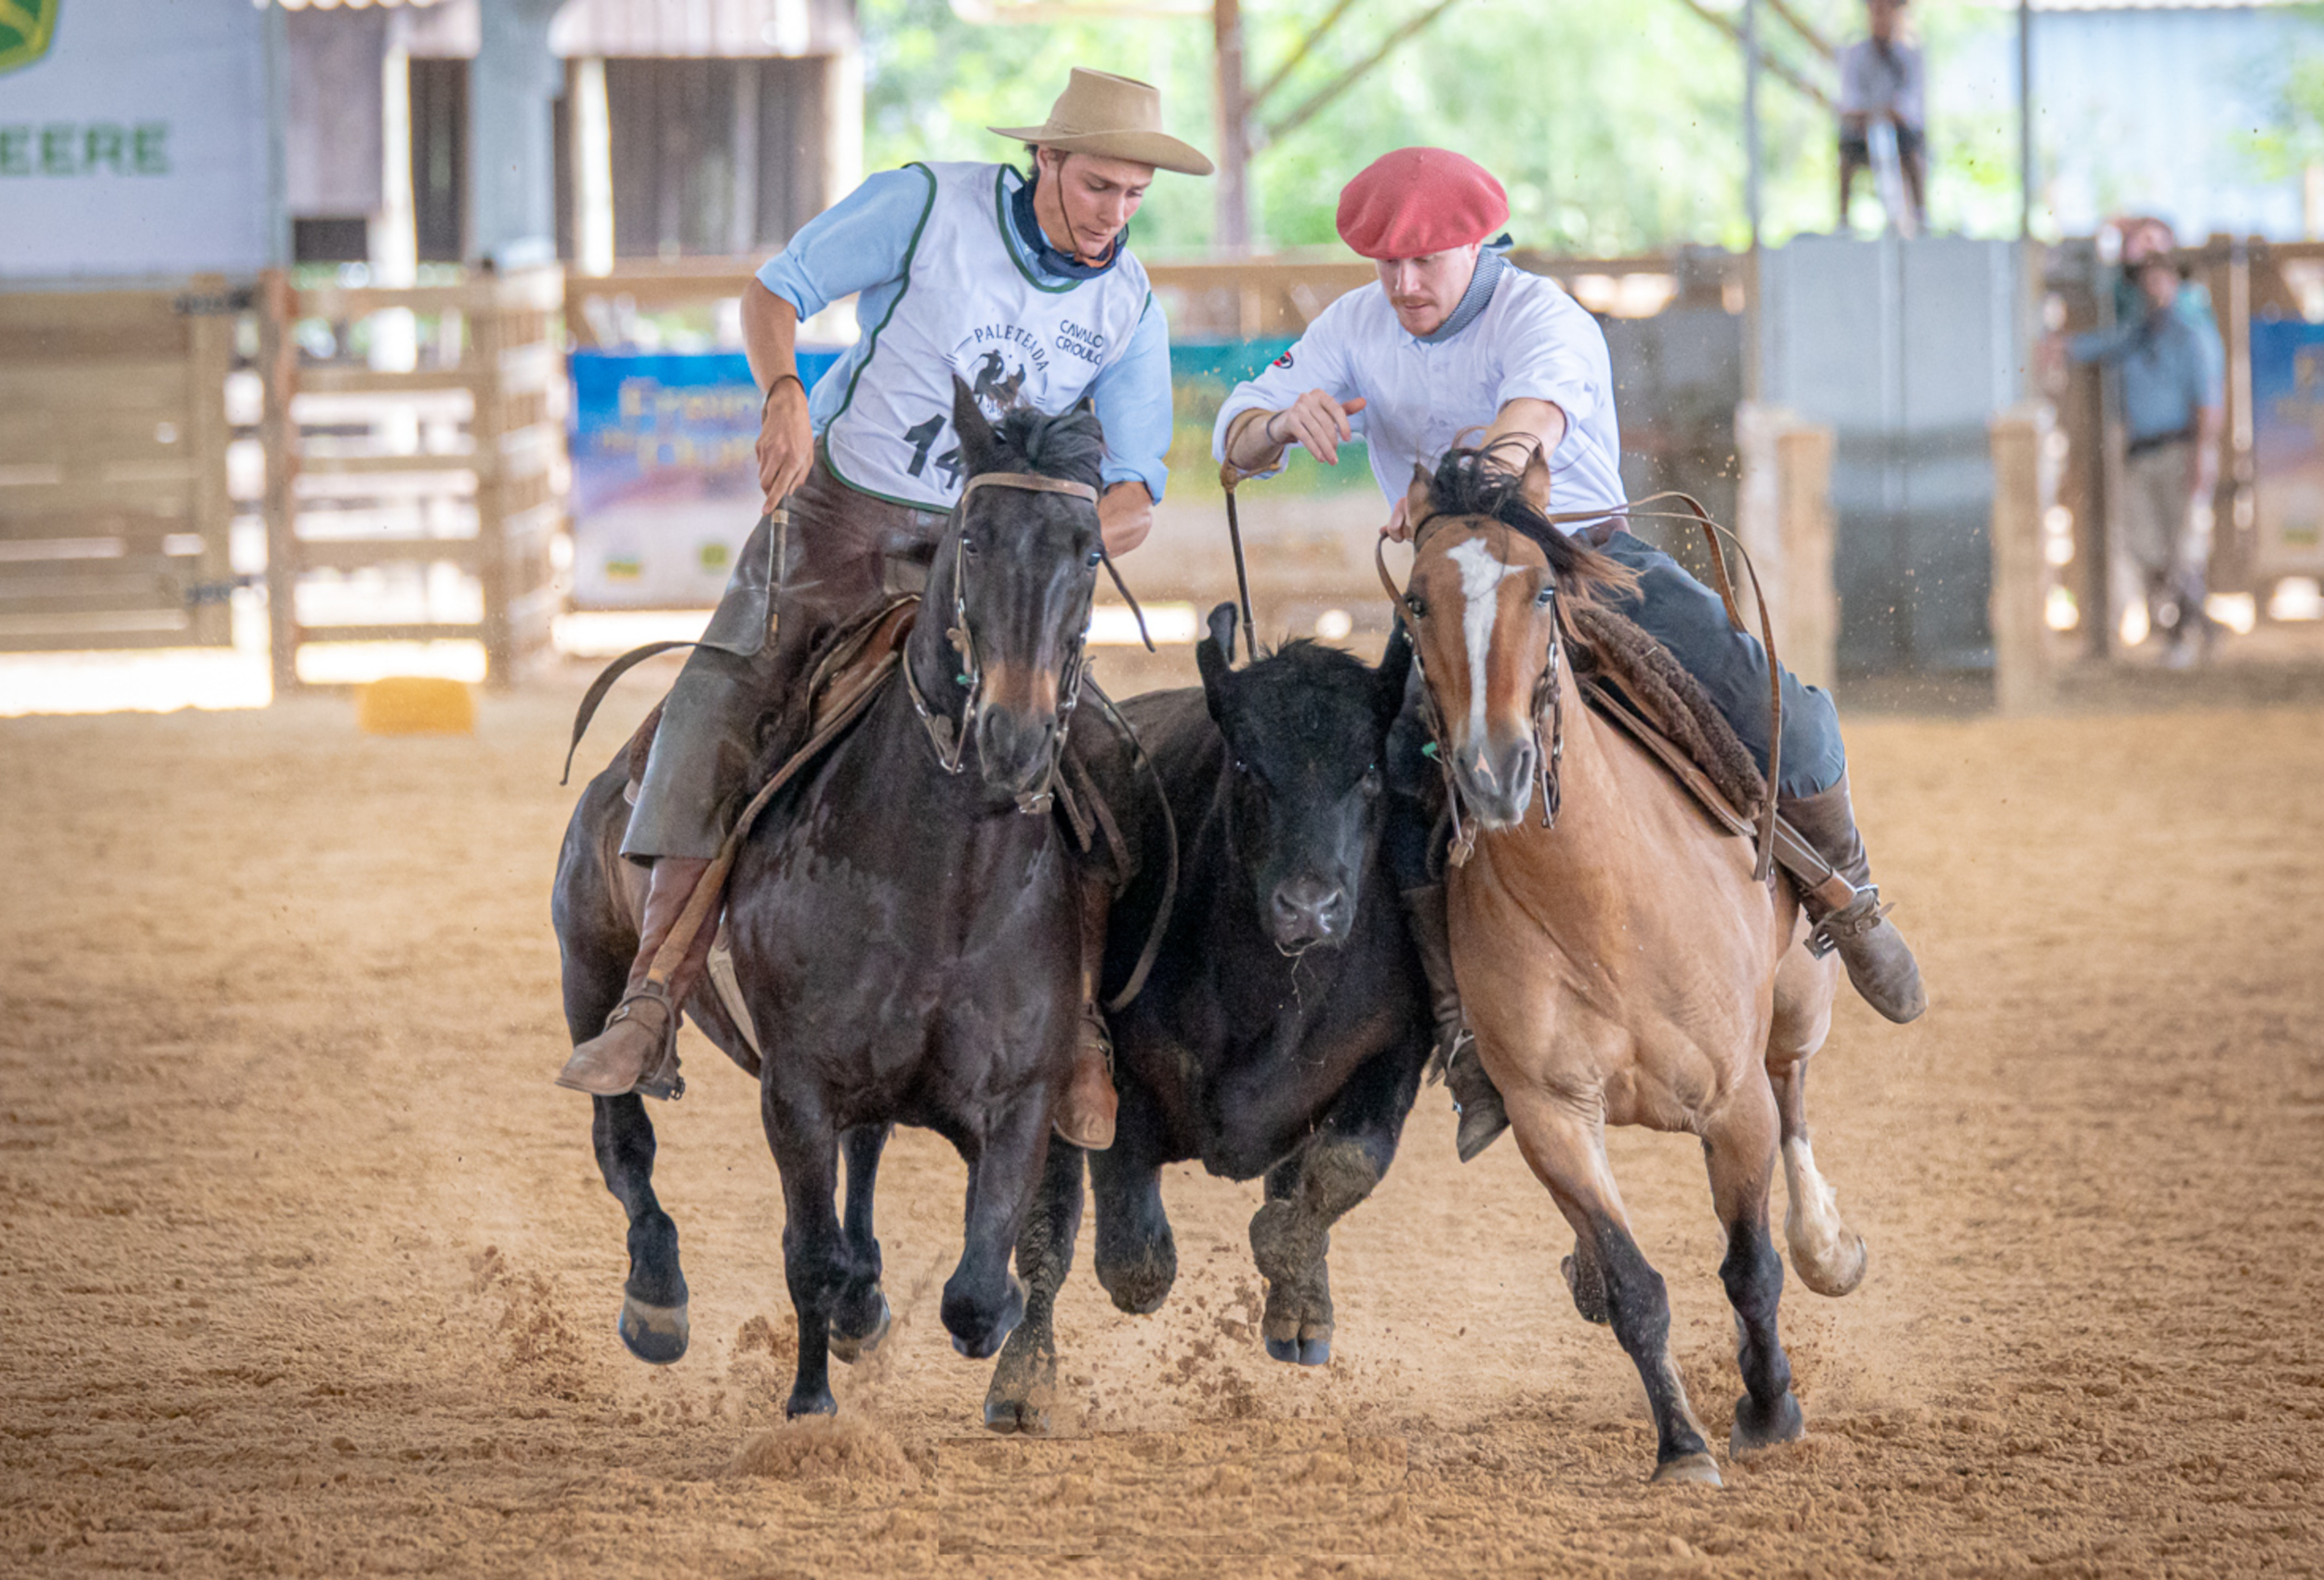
left=1269, top=390, right=1367, bottom=467
left=758, top=377, right=815, bottom=513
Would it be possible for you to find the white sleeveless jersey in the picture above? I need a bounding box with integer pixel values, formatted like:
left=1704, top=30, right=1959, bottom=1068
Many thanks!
left=821, top=162, right=1153, bottom=509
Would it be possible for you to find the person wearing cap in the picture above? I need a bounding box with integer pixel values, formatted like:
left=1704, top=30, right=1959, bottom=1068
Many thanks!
left=558, top=70, right=1212, bottom=1152
left=1214, top=147, right=1924, bottom=1162
left=2067, top=248, right=2226, bottom=666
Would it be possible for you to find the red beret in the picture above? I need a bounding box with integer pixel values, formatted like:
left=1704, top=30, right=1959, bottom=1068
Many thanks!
left=1335, top=148, right=1509, bottom=260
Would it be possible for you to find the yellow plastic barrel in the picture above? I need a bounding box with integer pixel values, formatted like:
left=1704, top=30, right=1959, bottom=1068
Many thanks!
left=356, top=677, right=476, bottom=736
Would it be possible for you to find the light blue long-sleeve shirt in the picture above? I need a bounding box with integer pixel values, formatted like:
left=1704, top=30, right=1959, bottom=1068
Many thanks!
left=757, top=165, right=1174, bottom=502
left=2069, top=306, right=2225, bottom=447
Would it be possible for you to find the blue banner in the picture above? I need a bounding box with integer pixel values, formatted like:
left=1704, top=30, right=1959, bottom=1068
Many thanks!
left=567, top=348, right=841, bottom=609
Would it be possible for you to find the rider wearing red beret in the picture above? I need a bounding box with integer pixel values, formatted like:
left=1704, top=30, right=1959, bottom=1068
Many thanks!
left=1217, top=148, right=1924, bottom=1161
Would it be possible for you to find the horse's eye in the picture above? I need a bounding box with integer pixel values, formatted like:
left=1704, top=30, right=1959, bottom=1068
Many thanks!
left=1406, top=596, right=1427, bottom=619
left=1086, top=548, right=1104, bottom=568
left=964, top=537, right=982, bottom=557
left=1535, top=586, right=1554, bottom=608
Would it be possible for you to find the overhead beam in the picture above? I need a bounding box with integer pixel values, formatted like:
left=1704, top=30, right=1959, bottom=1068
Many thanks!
left=1257, top=0, right=1468, bottom=149
left=1668, top=0, right=1832, bottom=113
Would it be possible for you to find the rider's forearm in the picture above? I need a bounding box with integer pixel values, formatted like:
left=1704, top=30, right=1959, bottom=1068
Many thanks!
left=1099, top=481, right=1154, bottom=558
left=1221, top=406, right=1287, bottom=475
left=1484, top=399, right=1567, bottom=471
left=2193, top=403, right=2225, bottom=496
left=743, top=280, right=802, bottom=397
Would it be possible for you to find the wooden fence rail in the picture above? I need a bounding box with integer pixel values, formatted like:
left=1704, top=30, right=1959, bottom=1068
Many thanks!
left=0, top=282, right=241, bottom=652
left=259, top=268, right=567, bottom=690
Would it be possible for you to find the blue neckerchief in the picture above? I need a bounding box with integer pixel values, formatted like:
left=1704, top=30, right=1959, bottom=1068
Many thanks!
left=1418, top=236, right=1512, bottom=345
left=1010, top=169, right=1121, bottom=282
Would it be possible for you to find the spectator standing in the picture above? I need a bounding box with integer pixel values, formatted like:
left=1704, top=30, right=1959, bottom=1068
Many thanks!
left=1837, top=0, right=1928, bottom=232
left=2067, top=254, right=2227, bottom=667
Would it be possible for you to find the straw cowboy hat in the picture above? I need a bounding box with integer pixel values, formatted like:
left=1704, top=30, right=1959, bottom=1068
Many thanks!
left=989, top=69, right=1214, bottom=178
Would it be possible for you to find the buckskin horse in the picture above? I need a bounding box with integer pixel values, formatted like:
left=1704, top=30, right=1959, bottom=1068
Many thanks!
left=552, top=386, right=1111, bottom=1421
left=1387, top=446, right=1867, bottom=1486
left=981, top=607, right=1433, bottom=1432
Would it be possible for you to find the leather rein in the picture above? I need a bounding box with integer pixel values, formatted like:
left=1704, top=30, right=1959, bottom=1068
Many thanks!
left=1376, top=492, right=1786, bottom=880
left=900, top=469, right=1101, bottom=816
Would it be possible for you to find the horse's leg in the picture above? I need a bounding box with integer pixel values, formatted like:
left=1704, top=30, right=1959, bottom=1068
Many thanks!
left=1767, top=947, right=1868, bottom=1297
left=984, top=1140, right=1085, bottom=1435
left=559, top=825, right=690, bottom=1366
left=941, top=1101, right=1040, bottom=1362
left=1504, top=1095, right=1720, bottom=1486
left=1089, top=1091, right=1177, bottom=1315
left=1771, top=1060, right=1867, bottom=1297
left=590, top=1094, right=689, bottom=1363
left=762, top=1086, right=845, bottom=1418
left=826, top=1124, right=893, bottom=1363
left=1706, top=1081, right=1807, bottom=1458
left=1247, top=1046, right=1420, bottom=1366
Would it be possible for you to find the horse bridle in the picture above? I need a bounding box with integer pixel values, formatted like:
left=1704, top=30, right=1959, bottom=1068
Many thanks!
left=902, top=469, right=1101, bottom=815
left=1376, top=513, right=1565, bottom=866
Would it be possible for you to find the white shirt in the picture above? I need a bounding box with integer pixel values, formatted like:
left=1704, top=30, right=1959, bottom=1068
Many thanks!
left=1211, top=266, right=1628, bottom=526
left=1837, top=37, right=1924, bottom=128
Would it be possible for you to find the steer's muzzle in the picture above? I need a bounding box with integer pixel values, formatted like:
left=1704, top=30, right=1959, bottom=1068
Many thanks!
left=1268, top=874, right=1352, bottom=953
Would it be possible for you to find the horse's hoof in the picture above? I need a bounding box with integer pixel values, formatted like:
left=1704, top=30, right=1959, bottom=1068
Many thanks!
left=1263, top=1336, right=1299, bottom=1364
left=1730, top=1391, right=1806, bottom=1458
left=617, top=1297, right=689, bottom=1365
left=1793, top=1233, right=1868, bottom=1298
left=828, top=1293, right=891, bottom=1364
left=983, top=1394, right=1050, bottom=1436
left=1650, top=1452, right=1723, bottom=1488
left=784, top=1386, right=838, bottom=1419
left=949, top=1275, right=1025, bottom=1361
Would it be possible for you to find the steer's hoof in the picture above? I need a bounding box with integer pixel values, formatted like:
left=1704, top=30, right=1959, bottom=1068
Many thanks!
left=1730, top=1391, right=1806, bottom=1458
left=1650, top=1452, right=1723, bottom=1488
left=617, top=1297, right=690, bottom=1365
left=983, top=1394, right=1050, bottom=1436
left=785, top=1385, right=838, bottom=1419
left=829, top=1294, right=891, bottom=1364
left=1263, top=1335, right=1332, bottom=1367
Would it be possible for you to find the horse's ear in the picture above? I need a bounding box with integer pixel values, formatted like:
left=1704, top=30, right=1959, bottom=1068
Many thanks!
left=1519, top=441, right=1553, bottom=515
left=1404, top=464, right=1435, bottom=537
left=951, top=375, right=997, bottom=476
left=1197, top=602, right=1237, bottom=721
left=1375, top=618, right=1415, bottom=731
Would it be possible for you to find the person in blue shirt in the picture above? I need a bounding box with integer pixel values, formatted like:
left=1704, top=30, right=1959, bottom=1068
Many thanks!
left=2069, top=252, right=2227, bottom=666
left=558, top=71, right=1210, bottom=1146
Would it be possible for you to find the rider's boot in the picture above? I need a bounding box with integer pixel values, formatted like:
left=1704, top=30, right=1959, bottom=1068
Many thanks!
left=1054, top=871, right=1118, bottom=1151
left=1781, top=772, right=1927, bottom=1023
left=1402, top=883, right=1508, bottom=1162
left=556, top=854, right=719, bottom=1099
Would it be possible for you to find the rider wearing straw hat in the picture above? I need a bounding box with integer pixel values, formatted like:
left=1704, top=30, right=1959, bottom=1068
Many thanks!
left=1215, top=148, right=1924, bottom=1162
left=558, top=71, right=1212, bottom=1153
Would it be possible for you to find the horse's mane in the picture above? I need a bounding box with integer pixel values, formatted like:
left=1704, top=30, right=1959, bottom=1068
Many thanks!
left=983, top=405, right=1106, bottom=493
left=1421, top=446, right=1638, bottom=607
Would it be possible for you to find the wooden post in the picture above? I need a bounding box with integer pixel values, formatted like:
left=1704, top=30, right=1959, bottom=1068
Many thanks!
left=1735, top=402, right=1837, bottom=689
left=472, top=274, right=512, bottom=686
left=1775, top=422, right=1836, bottom=691
left=258, top=270, right=302, bottom=695
left=1989, top=402, right=2055, bottom=714
left=1213, top=0, right=1251, bottom=255
left=184, top=277, right=238, bottom=650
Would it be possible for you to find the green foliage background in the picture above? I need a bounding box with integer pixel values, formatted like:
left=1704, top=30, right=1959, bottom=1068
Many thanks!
left=858, top=0, right=2032, bottom=256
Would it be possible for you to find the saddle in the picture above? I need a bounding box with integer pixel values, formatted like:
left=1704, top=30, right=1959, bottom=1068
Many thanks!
left=1564, top=604, right=1856, bottom=915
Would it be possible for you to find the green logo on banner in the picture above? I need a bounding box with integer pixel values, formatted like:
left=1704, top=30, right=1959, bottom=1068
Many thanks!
left=0, top=0, right=59, bottom=76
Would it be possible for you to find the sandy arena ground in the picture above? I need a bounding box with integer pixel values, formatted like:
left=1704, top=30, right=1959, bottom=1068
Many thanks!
left=3, top=667, right=2320, bottom=1578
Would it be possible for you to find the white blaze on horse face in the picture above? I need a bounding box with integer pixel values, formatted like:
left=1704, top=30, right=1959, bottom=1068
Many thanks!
left=1448, top=534, right=1526, bottom=754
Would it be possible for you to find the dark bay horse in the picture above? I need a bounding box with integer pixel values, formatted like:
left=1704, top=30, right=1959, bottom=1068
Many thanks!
left=982, top=607, right=1433, bottom=1432
left=552, top=386, right=1109, bottom=1421
left=1391, top=448, right=1864, bottom=1487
